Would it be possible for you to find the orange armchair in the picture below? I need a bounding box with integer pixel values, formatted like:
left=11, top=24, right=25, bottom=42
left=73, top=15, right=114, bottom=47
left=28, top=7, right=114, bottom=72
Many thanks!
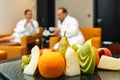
left=0, top=27, right=44, bottom=59
left=49, top=27, right=101, bottom=48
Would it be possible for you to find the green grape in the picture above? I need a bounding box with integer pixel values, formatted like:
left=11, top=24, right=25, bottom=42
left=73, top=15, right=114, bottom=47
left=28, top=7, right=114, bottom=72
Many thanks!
left=21, top=63, right=24, bottom=69
left=23, top=64, right=27, bottom=69
left=21, top=63, right=27, bottom=70
left=22, top=55, right=30, bottom=64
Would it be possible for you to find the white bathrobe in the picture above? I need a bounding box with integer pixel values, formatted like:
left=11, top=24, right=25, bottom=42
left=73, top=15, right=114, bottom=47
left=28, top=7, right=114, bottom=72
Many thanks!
left=12, top=19, right=39, bottom=43
left=54, top=15, right=85, bottom=49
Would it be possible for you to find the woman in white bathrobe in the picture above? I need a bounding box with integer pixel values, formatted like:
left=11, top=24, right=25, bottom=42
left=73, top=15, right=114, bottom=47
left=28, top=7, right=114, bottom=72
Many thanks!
left=54, top=7, right=85, bottom=49
left=0, top=9, right=39, bottom=45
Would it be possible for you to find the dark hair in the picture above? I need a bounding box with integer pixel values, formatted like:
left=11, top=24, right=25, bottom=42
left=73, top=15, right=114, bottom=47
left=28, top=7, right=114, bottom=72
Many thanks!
left=24, top=9, right=32, bottom=15
left=58, top=7, right=68, bottom=14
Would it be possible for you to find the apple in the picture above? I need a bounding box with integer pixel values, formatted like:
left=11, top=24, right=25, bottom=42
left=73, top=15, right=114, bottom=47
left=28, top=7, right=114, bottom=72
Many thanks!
left=52, top=48, right=58, bottom=52
left=40, top=49, right=52, bottom=56
left=40, top=49, right=57, bottom=56
left=97, top=48, right=112, bottom=57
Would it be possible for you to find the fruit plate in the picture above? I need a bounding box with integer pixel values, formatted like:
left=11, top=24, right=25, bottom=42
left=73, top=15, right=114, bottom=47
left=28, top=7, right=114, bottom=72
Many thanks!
left=0, top=59, right=120, bottom=80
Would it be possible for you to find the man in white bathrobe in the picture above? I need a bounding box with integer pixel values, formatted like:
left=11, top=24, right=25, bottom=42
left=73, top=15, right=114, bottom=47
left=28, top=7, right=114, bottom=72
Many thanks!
left=54, top=7, right=85, bottom=49
left=0, top=9, right=39, bottom=45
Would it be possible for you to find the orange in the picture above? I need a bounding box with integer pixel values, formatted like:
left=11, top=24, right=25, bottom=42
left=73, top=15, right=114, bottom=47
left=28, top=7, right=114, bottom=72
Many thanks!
left=91, top=46, right=100, bottom=66
left=38, top=52, right=65, bottom=78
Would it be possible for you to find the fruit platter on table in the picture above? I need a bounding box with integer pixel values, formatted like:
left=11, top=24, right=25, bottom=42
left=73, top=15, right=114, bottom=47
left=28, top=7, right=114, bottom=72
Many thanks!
left=21, top=33, right=120, bottom=79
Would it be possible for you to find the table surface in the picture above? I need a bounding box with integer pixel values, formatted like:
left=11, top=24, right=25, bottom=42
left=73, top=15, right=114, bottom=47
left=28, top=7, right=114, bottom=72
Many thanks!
left=0, top=55, right=119, bottom=80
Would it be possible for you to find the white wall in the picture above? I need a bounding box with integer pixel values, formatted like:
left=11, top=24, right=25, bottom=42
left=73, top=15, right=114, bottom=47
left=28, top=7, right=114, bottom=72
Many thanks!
left=0, top=0, right=37, bottom=34
left=55, top=0, right=93, bottom=27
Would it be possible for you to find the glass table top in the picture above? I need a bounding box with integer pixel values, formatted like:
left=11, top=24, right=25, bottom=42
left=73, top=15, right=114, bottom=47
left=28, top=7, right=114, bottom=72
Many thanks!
left=0, top=57, right=119, bottom=80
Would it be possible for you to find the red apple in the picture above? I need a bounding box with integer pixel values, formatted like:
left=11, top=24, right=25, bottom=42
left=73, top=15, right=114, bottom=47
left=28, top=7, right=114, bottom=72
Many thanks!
left=40, top=49, right=58, bottom=56
left=97, top=48, right=112, bottom=58
left=52, top=48, right=58, bottom=52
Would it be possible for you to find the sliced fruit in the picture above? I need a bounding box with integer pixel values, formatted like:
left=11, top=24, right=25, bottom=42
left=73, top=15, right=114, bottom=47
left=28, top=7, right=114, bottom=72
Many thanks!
left=64, top=47, right=80, bottom=76
left=97, top=55, right=120, bottom=70
left=77, top=40, right=96, bottom=74
left=23, top=46, right=40, bottom=75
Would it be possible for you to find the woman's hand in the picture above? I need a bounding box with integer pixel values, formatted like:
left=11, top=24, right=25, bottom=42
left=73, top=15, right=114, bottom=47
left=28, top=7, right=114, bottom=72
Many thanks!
left=24, top=19, right=34, bottom=27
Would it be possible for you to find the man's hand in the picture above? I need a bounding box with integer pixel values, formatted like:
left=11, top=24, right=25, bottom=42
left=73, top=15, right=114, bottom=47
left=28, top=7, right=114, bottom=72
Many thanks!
left=53, top=28, right=60, bottom=36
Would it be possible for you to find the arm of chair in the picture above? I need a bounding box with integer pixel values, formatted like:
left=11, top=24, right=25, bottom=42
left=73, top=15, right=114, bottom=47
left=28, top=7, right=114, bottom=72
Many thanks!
left=91, top=37, right=101, bottom=48
left=49, top=36, right=61, bottom=48
left=0, top=46, right=25, bottom=59
left=21, top=35, right=38, bottom=55
left=0, top=35, right=39, bottom=59
left=21, top=35, right=36, bottom=47
left=21, top=33, right=43, bottom=47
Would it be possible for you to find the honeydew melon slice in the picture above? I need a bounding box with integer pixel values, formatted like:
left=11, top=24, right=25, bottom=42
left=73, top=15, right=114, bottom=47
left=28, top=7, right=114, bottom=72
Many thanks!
left=97, top=55, right=120, bottom=70
left=77, top=40, right=95, bottom=74
left=81, top=56, right=95, bottom=73
left=23, top=46, right=40, bottom=75
left=64, top=47, right=80, bottom=76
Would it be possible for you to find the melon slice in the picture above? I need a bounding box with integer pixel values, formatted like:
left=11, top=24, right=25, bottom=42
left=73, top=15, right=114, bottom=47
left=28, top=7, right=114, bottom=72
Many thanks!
left=23, top=46, right=40, bottom=75
left=64, top=47, right=80, bottom=76
left=97, top=55, right=120, bottom=70
left=77, top=40, right=95, bottom=74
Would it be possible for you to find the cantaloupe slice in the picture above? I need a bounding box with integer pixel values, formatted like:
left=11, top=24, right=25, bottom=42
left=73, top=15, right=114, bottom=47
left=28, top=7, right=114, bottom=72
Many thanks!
left=97, top=55, right=120, bottom=70
left=23, top=46, right=40, bottom=75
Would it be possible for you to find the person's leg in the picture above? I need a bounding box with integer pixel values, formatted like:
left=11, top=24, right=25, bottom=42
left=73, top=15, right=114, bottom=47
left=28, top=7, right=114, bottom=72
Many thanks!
left=0, top=35, right=19, bottom=46
left=0, top=41, right=20, bottom=46
left=0, top=35, right=15, bottom=42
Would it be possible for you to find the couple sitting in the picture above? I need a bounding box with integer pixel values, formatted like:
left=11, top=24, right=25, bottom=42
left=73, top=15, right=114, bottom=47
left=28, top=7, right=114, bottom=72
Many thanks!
left=0, top=8, right=85, bottom=49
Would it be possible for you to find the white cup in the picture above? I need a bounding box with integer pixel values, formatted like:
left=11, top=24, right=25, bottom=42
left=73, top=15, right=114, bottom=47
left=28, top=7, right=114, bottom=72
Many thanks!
left=49, top=27, right=54, bottom=32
